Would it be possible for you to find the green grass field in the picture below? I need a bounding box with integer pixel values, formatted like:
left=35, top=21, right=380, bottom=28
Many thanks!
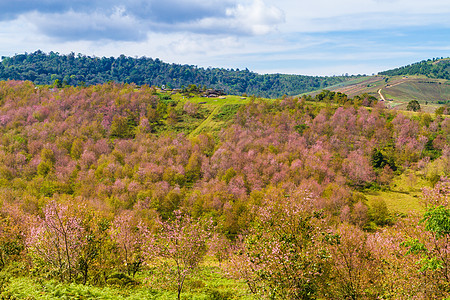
left=365, top=171, right=431, bottom=215
left=0, top=259, right=254, bottom=300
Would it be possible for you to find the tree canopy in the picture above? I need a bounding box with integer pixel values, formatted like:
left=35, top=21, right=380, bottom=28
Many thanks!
left=0, top=51, right=358, bottom=98
left=380, top=57, right=450, bottom=80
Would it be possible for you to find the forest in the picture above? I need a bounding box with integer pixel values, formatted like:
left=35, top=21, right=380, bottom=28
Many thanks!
left=380, top=57, right=450, bottom=80
left=0, top=80, right=448, bottom=299
left=0, top=51, right=358, bottom=98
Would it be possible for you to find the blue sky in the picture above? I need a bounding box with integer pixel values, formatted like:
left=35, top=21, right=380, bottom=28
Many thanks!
left=0, top=0, right=449, bottom=76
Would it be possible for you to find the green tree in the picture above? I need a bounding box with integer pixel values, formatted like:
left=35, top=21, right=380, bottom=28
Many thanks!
left=371, top=148, right=386, bottom=169
left=407, top=100, right=421, bottom=112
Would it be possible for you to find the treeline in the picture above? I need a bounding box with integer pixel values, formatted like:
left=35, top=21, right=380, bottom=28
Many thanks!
left=0, top=81, right=448, bottom=298
left=0, top=51, right=357, bottom=98
left=380, top=57, right=450, bottom=80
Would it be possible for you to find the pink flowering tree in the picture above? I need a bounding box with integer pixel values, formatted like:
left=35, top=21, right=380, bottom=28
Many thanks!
left=27, top=201, right=85, bottom=282
left=325, top=223, right=383, bottom=299
left=342, top=150, right=375, bottom=186
left=208, top=233, right=231, bottom=267
left=401, top=177, right=450, bottom=298
left=231, top=189, right=330, bottom=299
left=0, top=203, right=28, bottom=269
left=146, top=211, right=210, bottom=300
left=110, top=210, right=147, bottom=277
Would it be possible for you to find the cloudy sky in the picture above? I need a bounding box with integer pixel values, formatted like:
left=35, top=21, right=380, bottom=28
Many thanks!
left=0, top=0, right=449, bottom=76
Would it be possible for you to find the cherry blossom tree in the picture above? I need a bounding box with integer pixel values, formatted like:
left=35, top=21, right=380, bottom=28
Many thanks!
left=342, top=150, right=375, bottom=186
left=27, top=201, right=85, bottom=282
left=110, top=210, right=146, bottom=277
left=401, top=177, right=450, bottom=298
left=145, top=211, right=210, bottom=300
left=232, top=189, right=330, bottom=299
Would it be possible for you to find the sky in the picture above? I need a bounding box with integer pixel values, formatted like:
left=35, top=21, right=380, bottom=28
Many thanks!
left=0, top=0, right=450, bottom=76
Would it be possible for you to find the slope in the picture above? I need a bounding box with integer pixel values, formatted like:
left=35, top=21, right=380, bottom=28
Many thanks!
left=311, top=75, right=450, bottom=113
left=0, top=51, right=357, bottom=98
left=379, top=57, right=450, bottom=79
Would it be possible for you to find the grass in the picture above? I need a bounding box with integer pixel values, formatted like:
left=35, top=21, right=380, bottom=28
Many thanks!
left=306, top=75, right=450, bottom=113
left=149, top=92, right=252, bottom=137
left=0, top=258, right=254, bottom=300
left=383, top=79, right=450, bottom=103
left=365, top=171, right=430, bottom=215
left=300, top=76, right=375, bottom=96
left=365, top=190, right=423, bottom=215
left=160, top=93, right=252, bottom=137
left=1, top=277, right=161, bottom=299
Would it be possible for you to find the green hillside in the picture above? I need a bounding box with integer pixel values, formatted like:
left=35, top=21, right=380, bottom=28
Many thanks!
left=0, top=51, right=358, bottom=98
left=0, top=80, right=448, bottom=299
left=379, top=57, right=450, bottom=79
left=311, top=75, right=450, bottom=113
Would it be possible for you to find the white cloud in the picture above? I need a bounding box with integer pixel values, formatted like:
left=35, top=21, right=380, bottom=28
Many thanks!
left=0, top=0, right=450, bottom=77
left=0, top=0, right=285, bottom=41
left=226, top=0, right=285, bottom=35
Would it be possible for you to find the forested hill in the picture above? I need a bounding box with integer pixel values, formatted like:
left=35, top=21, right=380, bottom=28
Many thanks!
left=379, top=57, right=450, bottom=79
left=0, top=50, right=356, bottom=98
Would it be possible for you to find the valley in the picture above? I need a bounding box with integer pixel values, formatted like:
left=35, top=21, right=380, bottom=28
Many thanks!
left=0, top=55, right=447, bottom=299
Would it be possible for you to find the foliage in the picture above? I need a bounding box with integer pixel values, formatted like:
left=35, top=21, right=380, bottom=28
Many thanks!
left=27, top=201, right=86, bottom=282
left=110, top=210, right=146, bottom=277
left=422, top=205, right=450, bottom=238
left=406, top=100, right=421, bottom=112
left=0, top=51, right=360, bottom=98
left=380, top=57, right=450, bottom=80
left=401, top=177, right=450, bottom=298
left=145, top=211, right=211, bottom=300
left=230, top=189, right=330, bottom=299
left=0, top=79, right=447, bottom=297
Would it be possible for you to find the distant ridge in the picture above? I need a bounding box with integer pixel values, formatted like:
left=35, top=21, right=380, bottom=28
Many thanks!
left=0, top=50, right=357, bottom=98
left=379, top=57, right=450, bottom=80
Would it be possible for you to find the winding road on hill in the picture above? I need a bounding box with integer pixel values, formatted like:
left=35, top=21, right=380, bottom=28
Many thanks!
left=378, top=88, right=386, bottom=101
left=378, top=79, right=408, bottom=101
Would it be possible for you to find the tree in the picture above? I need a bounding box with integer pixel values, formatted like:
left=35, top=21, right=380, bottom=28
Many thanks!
left=0, top=204, right=26, bottom=269
left=407, top=100, right=421, bottom=112
left=183, top=101, right=199, bottom=117
left=401, top=177, right=450, bottom=298
left=110, top=210, right=146, bottom=277
left=231, top=189, right=330, bottom=299
left=27, top=201, right=85, bottom=282
left=77, top=210, right=114, bottom=285
left=342, top=150, right=375, bottom=186
left=146, top=211, right=210, bottom=300
left=326, top=224, right=382, bottom=299
left=110, top=115, right=133, bottom=138
left=371, top=148, right=386, bottom=169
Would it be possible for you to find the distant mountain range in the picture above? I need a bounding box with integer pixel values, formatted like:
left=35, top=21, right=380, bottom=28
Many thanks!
left=0, top=51, right=357, bottom=98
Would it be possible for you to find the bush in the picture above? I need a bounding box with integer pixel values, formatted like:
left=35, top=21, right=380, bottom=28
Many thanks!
left=206, top=288, right=233, bottom=300
left=106, top=273, right=137, bottom=286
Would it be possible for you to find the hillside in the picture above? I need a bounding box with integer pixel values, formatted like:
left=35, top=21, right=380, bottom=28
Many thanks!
left=310, top=75, right=450, bottom=113
left=379, top=57, right=450, bottom=79
left=0, top=80, right=448, bottom=298
left=0, top=51, right=357, bottom=98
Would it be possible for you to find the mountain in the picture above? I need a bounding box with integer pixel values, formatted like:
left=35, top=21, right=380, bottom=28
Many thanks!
left=305, top=59, right=450, bottom=112
left=0, top=80, right=447, bottom=299
left=379, top=57, right=450, bottom=79
left=0, top=50, right=357, bottom=98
